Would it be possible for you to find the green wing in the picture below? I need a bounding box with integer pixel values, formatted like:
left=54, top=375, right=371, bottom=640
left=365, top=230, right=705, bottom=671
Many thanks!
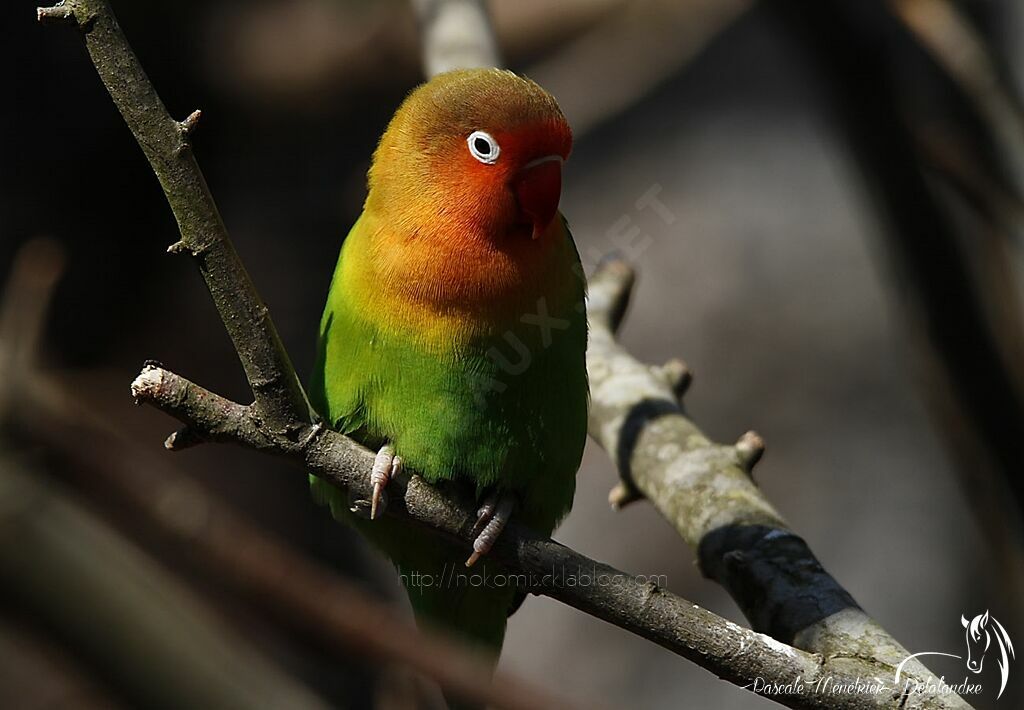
left=308, top=214, right=588, bottom=653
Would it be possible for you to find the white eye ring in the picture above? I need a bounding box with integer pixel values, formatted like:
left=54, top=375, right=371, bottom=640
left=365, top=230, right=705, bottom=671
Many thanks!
left=467, top=130, right=500, bottom=164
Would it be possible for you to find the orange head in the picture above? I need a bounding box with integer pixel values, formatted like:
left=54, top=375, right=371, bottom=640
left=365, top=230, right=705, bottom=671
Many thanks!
left=366, top=69, right=573, bottom=244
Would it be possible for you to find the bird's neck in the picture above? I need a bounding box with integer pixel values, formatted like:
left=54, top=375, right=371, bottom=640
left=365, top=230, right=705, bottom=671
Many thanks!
left=340, top=209, right=578, bottom=351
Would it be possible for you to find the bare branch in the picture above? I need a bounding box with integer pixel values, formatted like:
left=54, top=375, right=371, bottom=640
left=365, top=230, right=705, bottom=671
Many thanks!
left=0, top=240, right=580, bottom=710
left=26, top=396, right=577, bottom=710
left=38, top=0, right=309, bottom=434
left=411, top=0, right=502, bottom=77
left=586, top=260, right=971, bottom=709
left=774, top=0, right=1024, bottom=638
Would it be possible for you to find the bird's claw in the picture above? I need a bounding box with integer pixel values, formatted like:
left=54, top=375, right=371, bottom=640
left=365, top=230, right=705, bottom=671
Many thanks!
left=469, top=494, right=498, bottom=538
left=465, top=494, right=514, bottom=567
left=370, top=444, right=402, bottom=520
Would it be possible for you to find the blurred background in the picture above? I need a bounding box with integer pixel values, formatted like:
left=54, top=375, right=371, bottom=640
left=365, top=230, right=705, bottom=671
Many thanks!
left=3, top=0, right=1024, bottom=707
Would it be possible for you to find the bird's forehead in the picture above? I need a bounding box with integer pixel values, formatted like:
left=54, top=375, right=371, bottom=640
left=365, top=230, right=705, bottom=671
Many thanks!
left=408, top=69, right=566, bottom=137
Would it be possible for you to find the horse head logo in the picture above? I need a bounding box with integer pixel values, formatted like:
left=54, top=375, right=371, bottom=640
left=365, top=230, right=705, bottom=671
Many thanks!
left=962, top=611, right=1015, bottom=697
left=897, top=610, right=1015, bottom=699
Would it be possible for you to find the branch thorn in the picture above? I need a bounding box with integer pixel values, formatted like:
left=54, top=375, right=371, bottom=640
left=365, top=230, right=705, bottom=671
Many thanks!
left=165, top=426, right=204, bottom=451
left=37, top=4, right=74, bottom=24
left=735, top=430, right=765, bottom=473
left=179, top=109, right=202, bottom=135
left=608, top=481, right=644, bottom=511
left=587, top=257, right=636, bottom=334
left=173, top=110, right=201, bottom=157
left=654, top=358, right=692, bottom=399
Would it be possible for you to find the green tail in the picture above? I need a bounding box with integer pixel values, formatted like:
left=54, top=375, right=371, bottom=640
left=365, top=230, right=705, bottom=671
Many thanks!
left=310, top=476, right=517, bottom=655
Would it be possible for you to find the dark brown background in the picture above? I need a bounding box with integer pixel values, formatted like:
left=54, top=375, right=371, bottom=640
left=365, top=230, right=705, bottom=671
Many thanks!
left=3, top=1, right=1023, bottom=708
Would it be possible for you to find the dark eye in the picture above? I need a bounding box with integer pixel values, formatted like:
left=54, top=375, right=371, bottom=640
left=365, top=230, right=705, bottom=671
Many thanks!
left=467, top=130, right=500, bottom=164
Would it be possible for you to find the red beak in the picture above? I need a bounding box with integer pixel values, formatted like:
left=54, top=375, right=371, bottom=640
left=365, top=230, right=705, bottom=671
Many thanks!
left=513, top=156, right=563, bottom=239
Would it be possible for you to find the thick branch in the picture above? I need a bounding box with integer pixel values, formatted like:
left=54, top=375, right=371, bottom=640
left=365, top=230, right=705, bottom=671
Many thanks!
left=586, top=260, right=970, bottom=709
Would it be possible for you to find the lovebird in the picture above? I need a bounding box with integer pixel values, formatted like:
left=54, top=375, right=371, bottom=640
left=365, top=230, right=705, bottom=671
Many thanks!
left=309, top=68, right=588, bottom=661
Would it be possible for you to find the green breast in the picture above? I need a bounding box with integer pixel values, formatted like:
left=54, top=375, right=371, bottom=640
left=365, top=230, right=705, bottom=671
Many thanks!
left=309, top=231, right=588, bottom=535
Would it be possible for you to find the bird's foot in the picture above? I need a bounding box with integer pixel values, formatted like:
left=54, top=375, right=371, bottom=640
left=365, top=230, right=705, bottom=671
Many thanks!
left=369, top=444, right=402, bottom=520
left=465, top=493, right=514, bottom=567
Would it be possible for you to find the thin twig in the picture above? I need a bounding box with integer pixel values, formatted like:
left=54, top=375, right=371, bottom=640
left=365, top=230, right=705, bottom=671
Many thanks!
left=38, top=0, right=309, bottom=435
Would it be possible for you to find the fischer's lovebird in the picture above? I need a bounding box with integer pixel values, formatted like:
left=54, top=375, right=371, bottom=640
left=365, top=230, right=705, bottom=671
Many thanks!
left=309, top=68, right=588, bottom=659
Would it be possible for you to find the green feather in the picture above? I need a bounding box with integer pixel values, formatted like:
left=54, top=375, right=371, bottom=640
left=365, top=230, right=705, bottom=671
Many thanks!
left=309, top=215, right=587, bottom=654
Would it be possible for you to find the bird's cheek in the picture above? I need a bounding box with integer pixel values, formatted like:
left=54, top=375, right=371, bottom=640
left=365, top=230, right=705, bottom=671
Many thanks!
left=512, top=158, right=562, bottom=240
